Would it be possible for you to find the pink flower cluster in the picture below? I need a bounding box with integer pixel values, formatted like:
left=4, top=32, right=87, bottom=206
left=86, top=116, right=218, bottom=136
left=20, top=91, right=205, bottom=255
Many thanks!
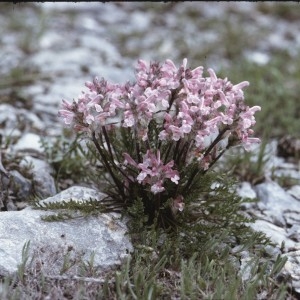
left=58, top=58, right=261, bottom=200
left=124, top=150, right=179, bottom=194
left=156, top=64, right=261, bottom=152
left=59, top=78, right=124, bottom=133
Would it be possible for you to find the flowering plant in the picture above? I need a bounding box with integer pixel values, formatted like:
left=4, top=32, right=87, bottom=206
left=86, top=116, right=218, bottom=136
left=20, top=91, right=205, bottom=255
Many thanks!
left=58, top=58, right=260, bottom=227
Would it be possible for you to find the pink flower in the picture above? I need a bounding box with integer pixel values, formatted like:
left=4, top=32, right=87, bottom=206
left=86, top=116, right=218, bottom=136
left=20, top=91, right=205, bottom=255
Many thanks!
left=232, top=81, right=250, bottom=91
left=85, top=114, right=95, bottom=125
left=151, top=181, right=165, bottom=194
left=123, top=110, right=135, bottom=127
left=238, top=106, right=261, bottom=130
left=137, top=171, right=148, bottom=183
left=219, top=112, right=233, bottom=125
left=170, top=173, right=180, bottom=184
left=207, top=68, right=218, bottom=82
left=158, top=130, right=168, bottom=141
left=132, top=150, right=180, bottom=194
left=169, top=125, right=183, bottom=141
left=161, top=59, right=178, bottom=75
left=172, top=195, right=185, bottom=213
left=123, top=153, right=138, bottom=167
left=58, top=110, right=75, bottom=125
left=136, top=59, right=149, bottom=72
left=156, top=59, right=180, bottom=89
left=61, top=99, right=73, bottom=110
left=242, top=136, right=261, bottom=151
left=191, top=65, right=204, bottom=77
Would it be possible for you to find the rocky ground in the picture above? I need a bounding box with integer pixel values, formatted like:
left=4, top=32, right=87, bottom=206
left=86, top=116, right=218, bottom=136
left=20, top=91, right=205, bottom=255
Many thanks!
left=0, top=2, right=300, bottom=298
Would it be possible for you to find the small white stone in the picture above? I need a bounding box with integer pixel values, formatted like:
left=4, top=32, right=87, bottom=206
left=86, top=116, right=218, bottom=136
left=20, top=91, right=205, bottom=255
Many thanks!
left=13, top=133, right=43, bottom=153
left=237, top=182, right=257, bottom=199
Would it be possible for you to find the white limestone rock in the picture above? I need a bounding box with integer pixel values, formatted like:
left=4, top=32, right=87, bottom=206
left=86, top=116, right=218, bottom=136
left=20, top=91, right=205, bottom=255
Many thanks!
left=20, top=155, right=57, bottom=199
left=250, top=219, right=299, bottom=251
left=254, top=181, right=300, bottom=226
left=288, top=185, right=300, bottom=201
left=13, top=132, right=44, bottom=154
left=0, top=186, right=133, bottom=277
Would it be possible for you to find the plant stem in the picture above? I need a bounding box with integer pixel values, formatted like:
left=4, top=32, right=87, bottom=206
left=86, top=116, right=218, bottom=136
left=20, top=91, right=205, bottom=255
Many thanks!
left=91, top=131, right=125, bottom=199
left=183, top=127, right=230, bottom=193
left=173, top=139, right=182, bottom=161
left=101, top=128, right=135, bottom=188
left=133, top=126, right=142, bottom=163
left=158, top=86, right=181, bottom=150
left=203, top=126, right=230, bottom=158
left=203, top=148, right=228, bottom=175
left=162, top=141, right=174, bottom=164
left=102, top=126, right=114, bottom=162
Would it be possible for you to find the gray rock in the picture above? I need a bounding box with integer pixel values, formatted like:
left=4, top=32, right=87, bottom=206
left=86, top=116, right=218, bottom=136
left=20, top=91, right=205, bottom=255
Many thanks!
left=264, top=244, right=282, bottom=257
left=236, top=181, right=258, bottom=210
left=0, top=186, right=133, bottom=277
left=254, top=181, right=300, bottom=226
left=39, top=185, right=105, bottom=206
left=237, top=164, right=300, bottom=294
left=19, top=108, right=46, bottom=132
left=282, top=252, right=300, bottom=294
left=238, top=251, right=254, bottom=282
left=13, top=133, right=44, bottom=154
left=250, top=219, right=299, bottom=251
left=285, top=212, right=300, bottom=227
left=0, top=105, right=45, bottom=137
left=237, top=182, right=257, bottom=200
left=288, top=185, right=300, bottom=201
left=8, top=170, right=33, bottom=203
left=0, top=104, right=19, bottom=133
left=287, top=225, right=300, bottom=242
left=20, top=156, right=57, bottom=199
left=274, top=169, right=300, bottom=182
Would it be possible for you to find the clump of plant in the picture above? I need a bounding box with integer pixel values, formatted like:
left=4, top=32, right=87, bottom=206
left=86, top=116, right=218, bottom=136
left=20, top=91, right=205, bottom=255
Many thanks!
left=58, top=58, right=261, bottom=228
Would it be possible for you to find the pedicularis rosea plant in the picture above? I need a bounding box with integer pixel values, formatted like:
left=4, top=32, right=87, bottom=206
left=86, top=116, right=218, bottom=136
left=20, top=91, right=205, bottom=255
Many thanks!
left=58, top=58, right=261, bottom=228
